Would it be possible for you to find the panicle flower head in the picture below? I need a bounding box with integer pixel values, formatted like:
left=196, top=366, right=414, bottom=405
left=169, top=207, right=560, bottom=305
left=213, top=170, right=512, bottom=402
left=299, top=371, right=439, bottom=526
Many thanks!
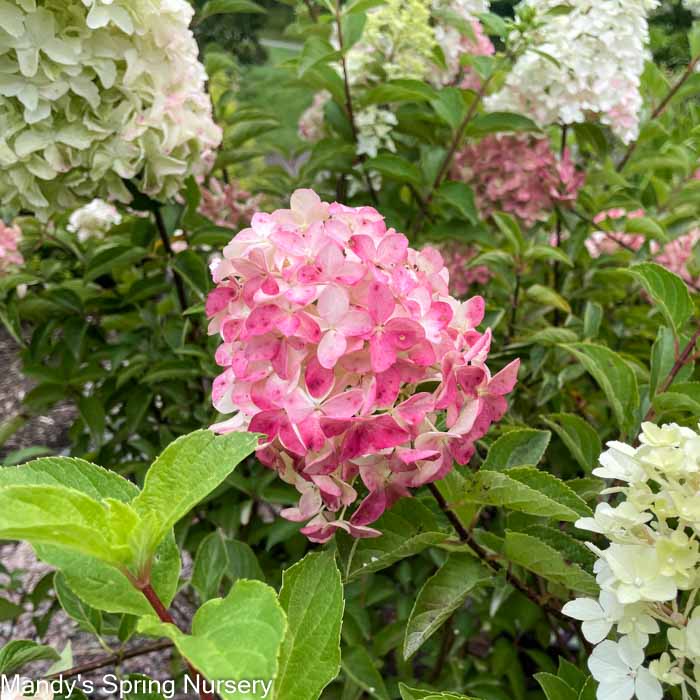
left=564, top=421, right=700, bottom=700
left=485, top=0, right=659, bottom=143
left=206, top=189, right=518, bottom=542
left=67, top=198, right=122, bottom=242
left=199, top=179, right=263, bottom=231
left=0, top=0, right=222, bottom=220
left=0, top=221, right=23, bottom=275
left=586, top=209, right=700, bottom=289
left=451, top=134, right=584, bottom=226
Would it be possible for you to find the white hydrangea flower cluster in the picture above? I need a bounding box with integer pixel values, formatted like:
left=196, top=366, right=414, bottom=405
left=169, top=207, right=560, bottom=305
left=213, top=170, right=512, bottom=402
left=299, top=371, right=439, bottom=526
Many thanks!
left=564, top=422, right=700, bottom=700
left=684, top=0, right=700, bottom=16
left=67, top=198, right=122, bottom=242
left=485, top=0, right=659, bottom=143
left=0, top=0, right=222, bottom=220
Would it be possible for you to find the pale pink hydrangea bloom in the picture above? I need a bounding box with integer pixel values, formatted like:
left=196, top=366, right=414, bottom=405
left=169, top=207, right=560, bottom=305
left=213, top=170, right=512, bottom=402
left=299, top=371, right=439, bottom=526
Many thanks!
left=199, top=179, right=263, bottom=231
left=0, top=222, right=24, bottom=275
left=439, top=242, right=492, bottom=297
left=436, top=19, right=495, bottom=90
left=586, top=209, right=700, bottom=289
left=206, top=189, right=518, bottom=542
left=452, top=135, right=584, bottom=227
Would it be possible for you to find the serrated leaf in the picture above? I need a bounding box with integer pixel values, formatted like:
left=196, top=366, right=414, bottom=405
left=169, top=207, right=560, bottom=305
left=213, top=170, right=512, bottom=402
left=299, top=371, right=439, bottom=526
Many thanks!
left=138, top=580, right=286, bottom=700
left=0, top=641, right=60, bottom=675
left=344, top=500, right=445, bottom=580
left=504, top=532, right=598, bottom=595
left=132, top=430, right=258, bottom=555
left=275, top=552, right=343, bottom=700
left=403, top=554, right=488, bottom=659
left=629, top=262, right=693, bottom=335
left=652, top=381, right=700, bottom=417
left=563, top=344, right=640, bottom=436
left=460, top=467, right=592, bottom=521
left=55, top=572, right=102, bottom=636
left=435, top=181, right=477, bottom=223
left=481, top=429, right=551, bottom=471
left=541, top=414, right=601, bottom=473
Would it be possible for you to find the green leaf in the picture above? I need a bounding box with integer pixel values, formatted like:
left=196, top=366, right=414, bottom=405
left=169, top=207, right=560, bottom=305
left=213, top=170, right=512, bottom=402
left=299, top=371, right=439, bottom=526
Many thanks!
left=464, top=112, right=539, bottom=137
left=173, top=250, right=210, bottom=299
left=139, top=580, right=286, bottom=700
left=403, top=554, right=488, bottom=659
left=191, top=531, right=229, bottom=602
left=37, top=534, right=180, bottom=617
left=198, top=0, right=266, bottom=21
left=0, top=641, right=60, bottom=674
left=526, top=284, right=571, bottom=314
left=399, top=684, right=476, bottom=700
left=0, top=596, right=22, bottom=621
left=503, top=532, right=598, bottom=595
left=435, top=181, right=478, bottom=223
left=365, top=154, right=423, bottom=186
left=362, top=80, right=437, bottom=105
left=341, top=12, right=366, bottom=50
left=525, top=245, right=573, bottom=267
left=0, top=484, right=137, bottom=567
left=342, top=647, right=389, bottom=700
left=85, top=246, right=148, bottom=282
left=225, top=540, right=265, bottom=583
left=652, top=382, right=700, bottom=417
left=563, top=343, right=640, bottom=436
left=460, top=467, right=592, bottom=521
left=535, top=673, right=578, bottom=700
left=431, top=88, right=467, bottom=129
left=275, top=552, right=343, bottom=700
left=629, top=262, right=693, bottom=336
left=77, top=395, right=106, bottom=447
left=55, top=572, right=102, bottom=636
left=492, top=212, right=525, bottom=255
left=650, top=326, right=676, bottom=396
left=541, top=414, right=601, bottom=473
left=344, top=500, right=445, bottom=580
left=623, top=216, right=667, bottom=242
left=481, top=429, right=551, bottom=471
left=132, top=430, right=258, bottom=555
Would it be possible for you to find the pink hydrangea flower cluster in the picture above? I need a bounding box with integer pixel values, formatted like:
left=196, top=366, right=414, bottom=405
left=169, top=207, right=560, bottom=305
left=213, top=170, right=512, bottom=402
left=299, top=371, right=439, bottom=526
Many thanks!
left=206, top=189, right=518, bottom=542
left=199, top=179, right=263, bottom=231
left=0, top=221, right=24, bottom=275
left=439, top=242, right=492, bottom=297
left=586, top=209, right=700, bottom=289
left=452, top=135, right=584, bottom=227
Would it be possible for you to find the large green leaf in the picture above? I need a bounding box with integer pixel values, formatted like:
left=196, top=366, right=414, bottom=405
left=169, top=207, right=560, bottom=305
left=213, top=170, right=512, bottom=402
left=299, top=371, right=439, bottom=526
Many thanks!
left=403, top=554, right=488, bottom=659
left=503, top=532, right=598, bottom=595
left=0, top=485, right=137, bottom=567
left=138, top=580, right=286, bottom=700
left=481, top=429, right=551, bottom=471
left=399, top=685, right=476, bottom=700
left=460, top=467, right=591, bottom=521
left=344, top=500, right=446, bottom=580
left=342, top=647, right=390, bottom=700
left=541, top=414, right=601, bottom=473
left=629, top=263, right=693, bottom=336
left=535, top=673, right=578, bottom=700
left=563, top=343, right=640, bottom=436
left=132, top=430, right=258, bottom=555
left=198, top=0, right=267, bottom=21
left=652, top=381, right=700, bottom=417
left=275, top=552, right=343, bottom=700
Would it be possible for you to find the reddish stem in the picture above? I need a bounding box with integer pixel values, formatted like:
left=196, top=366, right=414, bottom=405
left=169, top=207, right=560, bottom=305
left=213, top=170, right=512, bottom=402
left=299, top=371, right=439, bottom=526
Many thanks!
left=140, top=584, right=214, bottom=700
